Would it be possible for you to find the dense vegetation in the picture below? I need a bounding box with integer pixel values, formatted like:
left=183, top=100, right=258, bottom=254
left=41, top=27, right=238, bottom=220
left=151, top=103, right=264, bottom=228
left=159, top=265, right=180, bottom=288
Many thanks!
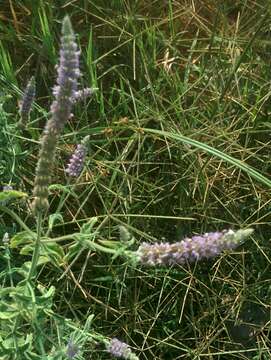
left=0, top=1, right=270, bottom=359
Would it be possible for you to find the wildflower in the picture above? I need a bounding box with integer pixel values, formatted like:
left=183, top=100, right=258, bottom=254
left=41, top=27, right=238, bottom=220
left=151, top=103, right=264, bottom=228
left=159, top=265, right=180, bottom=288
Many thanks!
left=18, top=76, right=35, bottom=128
left=32, top=16, right=80, bottom=214
left=71, top=87, right=98, bottom=103
left=107, top=338, right=139, bottom=360
left=3, top=185, right=13, bottom=191
left=65, top=135, right=89, bottom=177
left=66, top=339, right=79, bottom=359
left=137, top=228, right=253, bottom=266
left=65, top=144, right=86, bottom=177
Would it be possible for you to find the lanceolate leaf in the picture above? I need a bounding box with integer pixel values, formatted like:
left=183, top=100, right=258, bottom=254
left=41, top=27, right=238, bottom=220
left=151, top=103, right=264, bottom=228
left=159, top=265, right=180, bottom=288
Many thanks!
left=0, top=190, right=27, bottom=203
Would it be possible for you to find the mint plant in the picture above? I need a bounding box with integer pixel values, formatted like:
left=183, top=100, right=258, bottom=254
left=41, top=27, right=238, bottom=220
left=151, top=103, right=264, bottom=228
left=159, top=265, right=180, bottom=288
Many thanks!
left=0, top=14, right=255, bottom=360
left=0, top=16, right=139, bottom=360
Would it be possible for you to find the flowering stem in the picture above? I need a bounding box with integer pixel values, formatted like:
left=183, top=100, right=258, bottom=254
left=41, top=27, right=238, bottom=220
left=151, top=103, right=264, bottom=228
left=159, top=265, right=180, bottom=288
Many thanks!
left=27, top=212, right=43, bottom=282
left=41, top=234, right=118, bottom=254
left=31, top=16, right=80, bottom=215
left=45, top=182, right=71, bottom=237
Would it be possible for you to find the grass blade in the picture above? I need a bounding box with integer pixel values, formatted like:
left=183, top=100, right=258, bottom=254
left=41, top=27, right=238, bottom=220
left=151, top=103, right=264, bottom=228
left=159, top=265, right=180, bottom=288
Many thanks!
left=142, top=127, right=271, bottom=189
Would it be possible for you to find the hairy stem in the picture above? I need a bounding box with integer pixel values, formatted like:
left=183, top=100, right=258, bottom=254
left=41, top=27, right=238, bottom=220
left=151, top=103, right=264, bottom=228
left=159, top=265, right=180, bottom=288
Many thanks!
left=27, top=213, right=43, bottom=282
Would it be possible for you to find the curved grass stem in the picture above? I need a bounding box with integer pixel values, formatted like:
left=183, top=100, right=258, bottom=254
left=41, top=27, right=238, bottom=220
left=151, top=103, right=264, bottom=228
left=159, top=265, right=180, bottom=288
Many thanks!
left=142, top=128, right=271, bottom=189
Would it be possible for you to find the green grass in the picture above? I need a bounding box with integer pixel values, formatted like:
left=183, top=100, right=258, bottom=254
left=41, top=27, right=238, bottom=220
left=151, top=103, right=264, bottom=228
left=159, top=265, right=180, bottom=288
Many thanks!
left=0, top=1, right=271, bottom=359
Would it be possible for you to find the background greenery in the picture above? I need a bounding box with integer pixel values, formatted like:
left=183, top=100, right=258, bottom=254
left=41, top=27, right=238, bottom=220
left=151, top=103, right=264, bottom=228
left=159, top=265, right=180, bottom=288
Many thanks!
left=0, top=0, right=271, bottom=359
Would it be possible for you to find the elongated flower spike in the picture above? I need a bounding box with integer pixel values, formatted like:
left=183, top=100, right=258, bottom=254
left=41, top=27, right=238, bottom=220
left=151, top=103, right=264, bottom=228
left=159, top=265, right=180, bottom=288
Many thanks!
left=18, top=76, right=35, bottom=129
left=137, top=228, right=253, bottom=266
left=32, top=16, right=80, bottom=214
left=65, top=135, right=89, bottom=177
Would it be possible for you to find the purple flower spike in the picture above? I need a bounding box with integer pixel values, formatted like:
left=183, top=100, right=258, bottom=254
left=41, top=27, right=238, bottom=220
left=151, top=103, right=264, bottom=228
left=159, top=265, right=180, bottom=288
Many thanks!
left=32, top=16, right=81, bottom=214
left=65, top=143, right=87, bottom=177
left=137, top=228, right=253, bottom=266
left=18, top=76, right=35, bottom=128
left=50, top=16, right=80, bottom=131
left=107, top=338, right=139, bottom=360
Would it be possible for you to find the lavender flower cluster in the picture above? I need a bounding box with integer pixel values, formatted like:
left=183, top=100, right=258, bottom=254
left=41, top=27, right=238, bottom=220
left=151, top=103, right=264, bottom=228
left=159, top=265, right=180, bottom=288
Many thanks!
left=107, top=338, right=139, bottom=360
left=50, top=17, right=80, bottom=131
left=137, top=228, right=253, bottom=266
left=2, top=185, right=13, bottom=191
left=66, top=339, right=79, bottom=359
left=65, top=135, right=89, bottom=177
left=19, top=76, right=35, bottom=128
left=72, top=87, right=97, bottom=103
left=65, top=143, right=87, bottom=177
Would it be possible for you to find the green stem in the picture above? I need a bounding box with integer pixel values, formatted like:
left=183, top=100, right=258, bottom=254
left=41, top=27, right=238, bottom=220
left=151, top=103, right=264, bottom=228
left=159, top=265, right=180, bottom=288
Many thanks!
left=41, top=233, right=76, bottom=243
left=86, top=240, right=117, bottom=254
left=42, top=233, right=117, bottom=254
left=11, top=317, right=20, bottom=358
left=0, top=205, right=34, bottom=234
left=35, top=322, right=46, bottom=356
left=45, top=184, right=70, bottom=237
left=27, top=212, right=43, bottom=282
